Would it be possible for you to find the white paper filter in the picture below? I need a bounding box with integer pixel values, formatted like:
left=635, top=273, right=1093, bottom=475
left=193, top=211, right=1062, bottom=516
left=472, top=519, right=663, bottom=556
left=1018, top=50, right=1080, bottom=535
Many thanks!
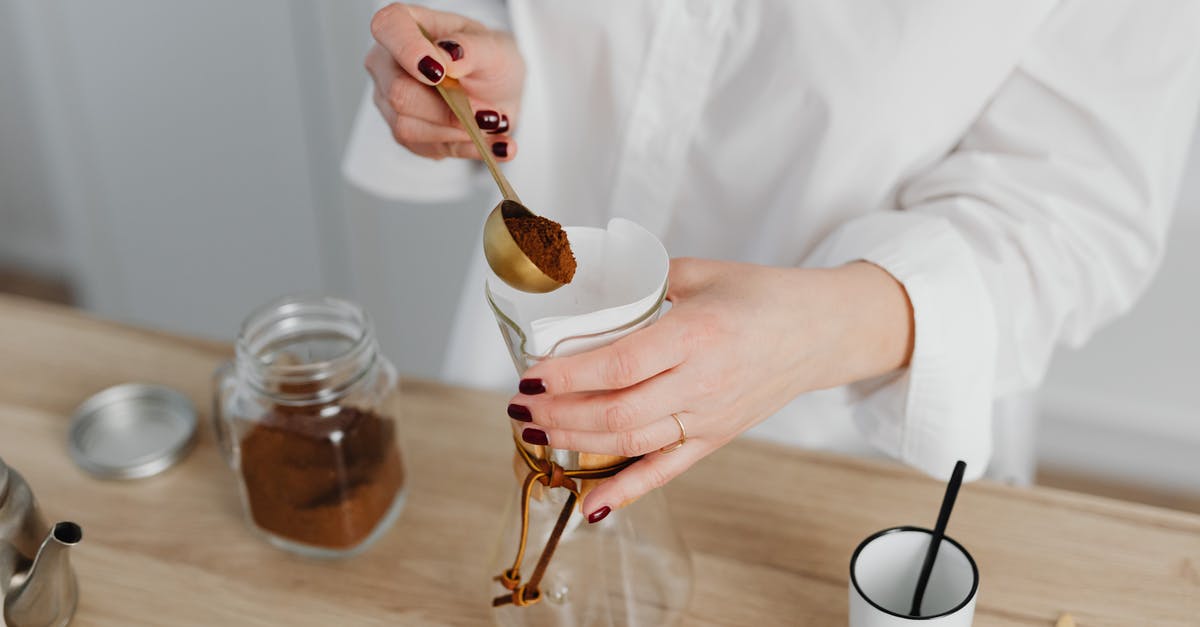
left=487, top=218, right=669, bottom=359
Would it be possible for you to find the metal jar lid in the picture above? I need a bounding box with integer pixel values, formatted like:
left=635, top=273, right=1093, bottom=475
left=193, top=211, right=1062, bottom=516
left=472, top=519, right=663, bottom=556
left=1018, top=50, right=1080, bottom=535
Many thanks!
left=68, top=383, right=197, bottom=479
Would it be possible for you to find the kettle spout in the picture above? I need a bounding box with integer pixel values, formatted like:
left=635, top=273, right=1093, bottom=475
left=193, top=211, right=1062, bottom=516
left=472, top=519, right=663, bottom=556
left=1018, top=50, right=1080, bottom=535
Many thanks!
left=4, top=522, right=81, bottom=627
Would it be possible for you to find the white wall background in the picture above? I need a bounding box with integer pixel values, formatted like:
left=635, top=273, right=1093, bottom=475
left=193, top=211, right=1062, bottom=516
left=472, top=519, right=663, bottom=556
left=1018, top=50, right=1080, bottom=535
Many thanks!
left=1, top=1, right=1197, bottom=494
left=0, top=0, right=484, bottom=376
left=0, top=1, right=65, bottom=276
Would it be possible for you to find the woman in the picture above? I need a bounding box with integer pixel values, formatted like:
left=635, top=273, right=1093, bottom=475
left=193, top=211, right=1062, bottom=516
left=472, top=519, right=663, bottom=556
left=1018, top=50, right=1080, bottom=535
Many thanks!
left=344, top=2, right=1200, bottom=523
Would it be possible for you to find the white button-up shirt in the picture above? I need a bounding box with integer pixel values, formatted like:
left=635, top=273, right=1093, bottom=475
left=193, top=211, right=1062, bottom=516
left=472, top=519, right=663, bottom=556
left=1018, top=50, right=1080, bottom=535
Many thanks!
left=344, top=1, right=1200, bottom=480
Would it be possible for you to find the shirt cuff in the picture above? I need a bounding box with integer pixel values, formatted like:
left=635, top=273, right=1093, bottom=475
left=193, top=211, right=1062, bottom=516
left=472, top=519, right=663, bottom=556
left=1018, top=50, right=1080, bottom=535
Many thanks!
left=808, top=211, right=997, bottom=481
left=341, top=85, right=483, bottom=203
left=422, top=0, right=510, bottom=32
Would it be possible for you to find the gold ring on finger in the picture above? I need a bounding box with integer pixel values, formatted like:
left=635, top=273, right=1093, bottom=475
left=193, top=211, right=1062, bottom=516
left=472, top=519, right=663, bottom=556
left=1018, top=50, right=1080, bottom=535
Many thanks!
left=659, top=413, right=687, bottom=454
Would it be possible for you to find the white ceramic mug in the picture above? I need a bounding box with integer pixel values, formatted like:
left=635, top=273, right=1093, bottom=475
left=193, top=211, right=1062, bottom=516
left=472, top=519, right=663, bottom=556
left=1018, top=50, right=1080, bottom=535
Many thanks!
left=849, top=526, right=979, bottom=626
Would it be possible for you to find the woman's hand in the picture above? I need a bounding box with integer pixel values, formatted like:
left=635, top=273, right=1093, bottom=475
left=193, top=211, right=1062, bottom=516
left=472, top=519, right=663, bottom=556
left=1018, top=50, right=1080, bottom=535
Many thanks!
left=507, top=258, right=914, bottom=522
left=366, top=3, right=525, bottom=161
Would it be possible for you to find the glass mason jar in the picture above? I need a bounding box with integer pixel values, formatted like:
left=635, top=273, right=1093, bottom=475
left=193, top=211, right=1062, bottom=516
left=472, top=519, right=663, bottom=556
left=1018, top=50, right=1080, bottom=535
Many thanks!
left=487, top=281, right=693, bottom=627
left=212, top=295, right=406, bottom=558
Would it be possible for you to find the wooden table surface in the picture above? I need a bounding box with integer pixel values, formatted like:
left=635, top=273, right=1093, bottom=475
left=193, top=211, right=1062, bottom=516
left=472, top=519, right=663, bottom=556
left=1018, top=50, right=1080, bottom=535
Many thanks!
left=0, top=295, right=1197, bottom=626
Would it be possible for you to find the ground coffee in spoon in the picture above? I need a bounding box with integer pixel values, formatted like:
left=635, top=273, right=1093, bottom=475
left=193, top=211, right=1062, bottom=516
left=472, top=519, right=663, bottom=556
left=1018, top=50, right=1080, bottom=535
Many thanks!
left=504, top=215, right=577, bottom=283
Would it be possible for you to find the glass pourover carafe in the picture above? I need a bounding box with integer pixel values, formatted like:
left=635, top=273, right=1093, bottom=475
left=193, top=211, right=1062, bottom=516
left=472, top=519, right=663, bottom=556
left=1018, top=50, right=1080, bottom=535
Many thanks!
left=485, top=219, right=693, bottom=627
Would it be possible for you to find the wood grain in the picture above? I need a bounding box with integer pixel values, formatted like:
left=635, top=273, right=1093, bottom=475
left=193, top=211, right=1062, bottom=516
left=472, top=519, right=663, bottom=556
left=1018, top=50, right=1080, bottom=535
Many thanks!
left=0, top=294, right=1197, bottom=626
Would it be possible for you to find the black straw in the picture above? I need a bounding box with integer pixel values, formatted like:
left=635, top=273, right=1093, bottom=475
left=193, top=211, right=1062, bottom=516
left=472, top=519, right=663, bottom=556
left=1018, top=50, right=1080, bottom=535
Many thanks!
left=910, top=460, right=967, bottom=617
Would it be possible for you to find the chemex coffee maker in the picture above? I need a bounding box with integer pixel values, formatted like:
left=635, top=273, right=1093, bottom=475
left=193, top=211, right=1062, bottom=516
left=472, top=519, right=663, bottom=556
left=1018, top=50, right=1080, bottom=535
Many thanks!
left=0, top=456, right=82, bottom=627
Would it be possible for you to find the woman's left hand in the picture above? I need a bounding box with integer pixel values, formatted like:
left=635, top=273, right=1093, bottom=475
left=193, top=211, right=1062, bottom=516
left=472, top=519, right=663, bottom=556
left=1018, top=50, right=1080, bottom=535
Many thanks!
left=507, top=257, right=914, bottom=522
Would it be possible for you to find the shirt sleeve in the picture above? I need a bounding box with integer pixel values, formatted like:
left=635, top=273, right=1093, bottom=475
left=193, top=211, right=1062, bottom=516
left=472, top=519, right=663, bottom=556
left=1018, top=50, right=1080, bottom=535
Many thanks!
left=809, top=0, right=1200, bottom=481
left=341, top=0, right=510, bottom=202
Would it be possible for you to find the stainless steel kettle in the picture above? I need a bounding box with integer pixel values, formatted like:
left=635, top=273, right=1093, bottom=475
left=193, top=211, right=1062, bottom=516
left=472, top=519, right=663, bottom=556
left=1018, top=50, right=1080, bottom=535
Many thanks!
left=0, top=457, right=81, bottom=627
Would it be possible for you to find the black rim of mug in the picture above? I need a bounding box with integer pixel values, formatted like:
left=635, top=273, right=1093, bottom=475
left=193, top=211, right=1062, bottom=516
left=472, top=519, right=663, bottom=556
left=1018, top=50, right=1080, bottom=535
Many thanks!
left=849, top=526, right=980, bottom=621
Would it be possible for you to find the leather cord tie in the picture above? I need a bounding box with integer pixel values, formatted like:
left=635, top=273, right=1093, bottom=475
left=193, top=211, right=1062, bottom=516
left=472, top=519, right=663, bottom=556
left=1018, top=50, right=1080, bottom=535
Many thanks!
left=493, top=435, right=639, bottom=608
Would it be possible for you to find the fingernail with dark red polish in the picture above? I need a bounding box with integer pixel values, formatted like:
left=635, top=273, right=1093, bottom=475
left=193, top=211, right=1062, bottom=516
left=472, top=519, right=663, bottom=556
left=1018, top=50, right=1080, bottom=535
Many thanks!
left=507, top=403, right=532, bottom=422
left=522, top=428, right=548, bottom=446
left=417, top=56, right=444, bottom=83
left=475, top=110, right=500, bottom=130
left=588, top=506, right=611, bottom=524
left=519, top=378, right=545, bottom=395
left=437, top=40, right=463, bottom=61
left=492, top=142, right=508, bottom=158
left=487, top=115, right=509, bottom=135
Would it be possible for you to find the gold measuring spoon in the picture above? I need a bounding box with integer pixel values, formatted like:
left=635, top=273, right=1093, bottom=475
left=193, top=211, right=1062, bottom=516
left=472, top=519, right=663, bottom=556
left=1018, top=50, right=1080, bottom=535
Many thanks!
left=416, top=24, right=565, bottom=292
left=413, top=33, right=564, bottom=294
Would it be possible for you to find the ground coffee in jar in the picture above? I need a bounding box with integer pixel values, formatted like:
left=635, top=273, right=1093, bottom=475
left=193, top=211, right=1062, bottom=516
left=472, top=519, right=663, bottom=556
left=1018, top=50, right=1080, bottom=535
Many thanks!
left=213, top=295, right=406, bottom=557
left=238, top=402, right=404, bottom=549
left=504, top=215, right=577, bottom=283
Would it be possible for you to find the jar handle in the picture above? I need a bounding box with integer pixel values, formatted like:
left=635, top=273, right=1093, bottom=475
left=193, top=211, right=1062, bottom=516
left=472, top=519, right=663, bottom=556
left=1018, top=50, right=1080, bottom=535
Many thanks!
left=211, top=360, right=237, bottom=469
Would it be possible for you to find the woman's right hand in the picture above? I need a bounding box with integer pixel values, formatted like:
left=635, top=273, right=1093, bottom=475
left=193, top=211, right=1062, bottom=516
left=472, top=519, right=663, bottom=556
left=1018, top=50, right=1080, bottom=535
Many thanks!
left=366, top=3, right=525, bottom=161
